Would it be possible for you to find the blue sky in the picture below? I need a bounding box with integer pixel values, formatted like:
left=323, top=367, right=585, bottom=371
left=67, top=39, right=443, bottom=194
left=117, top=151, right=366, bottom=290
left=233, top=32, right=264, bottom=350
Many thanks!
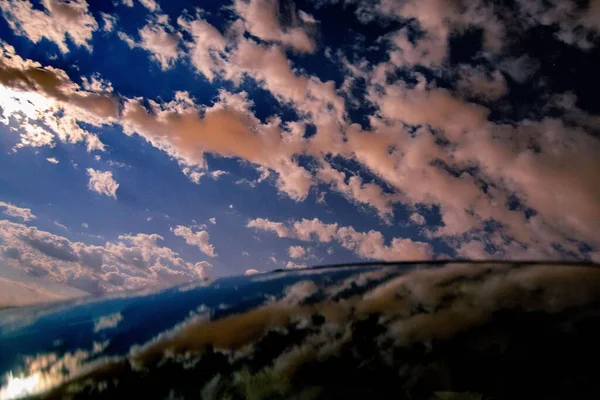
left=0, top=0, right=599, bottom=306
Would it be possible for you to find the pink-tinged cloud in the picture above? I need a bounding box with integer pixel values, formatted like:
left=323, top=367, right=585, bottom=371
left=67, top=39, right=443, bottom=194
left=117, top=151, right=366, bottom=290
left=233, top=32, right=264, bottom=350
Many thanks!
left=233, top=0, right=317, bottom=53
left=248, top=217, right=433, bottom=261
left=171, top=225, right=217, bottom=257
left=0, top=0, right=98, bottom=54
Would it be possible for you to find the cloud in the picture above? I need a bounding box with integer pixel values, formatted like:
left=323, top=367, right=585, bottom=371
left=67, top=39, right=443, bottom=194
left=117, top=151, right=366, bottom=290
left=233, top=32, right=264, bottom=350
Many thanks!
left=139, top=0, right=159, bottom=12
left=46, top=157, right=59, bottom=164
left=0, top=27, right=341, bottom=206
left=2, top=7, right=598, bottom=264
left=0, top=42, right=116, bottom=153
left=177, top=14, right=344, bottom=122
left=316, top=163, right=400, bottom=221
left=336, top=226, right=433, bottom=261
left=182, top=167, right=205, bottom=184
left=171, top=225, right=216, bottom=257
left=120, top=89, right=313, bottom=201
left=244, top=268, right=260, bottom=275
left=233, top=0, right=317, bottom=53
left=101, top=12, right=117, bottom=33
left=456, top=65, right=508, bottom=101
left=229, top=38, right=345, bottom=121
left=12, top=125, right=55, bottom=150
left=0, top=275, right=86, bottom=307
left=409, top=213, right=425, bottom=225
left=285, top=261, right=307, bottom=269
left=288, top=245, right=305, bottom=258
left=342, top=0, right=501, bottom=74
left=246, top=218, right=291, bottom=238
left=93, top=312, right=123, bottom=332
left=499, top=55, right=539, bottom=84
left=86, top=169, right=119, bottom=199
left=292, top=218, right=339, bottom=242
left=0, top=219, right=212, bottom=301
left=0, top=201, right=36, bottom=221
left=118, top=17, right=181, bottom=70
left=0, top=0, right=98, bottom=54
left=53, top=221, right=67, bottom=230
left=514, top=0, right=600, bottom=49
left=211, top=170, right=228, bottom=179
left=208, top=218, right=216, bottom=224
left=369, top=81, right=489, bottom=139
left=247, top=217, right=338, bottom=242
left=248, top=217, right=433, bottom=261
left=339, top=87, right=600, bottom=260
left=0, top=37, right=331, bottom=206
left=0, top=44, right=116, bottom=118
left=178, top=14, right=227, bottom=82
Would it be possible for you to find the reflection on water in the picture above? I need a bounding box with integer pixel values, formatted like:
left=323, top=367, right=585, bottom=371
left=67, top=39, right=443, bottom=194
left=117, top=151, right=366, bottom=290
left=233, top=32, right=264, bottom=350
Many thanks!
left=1, top=262, right=600, bottom=399
left=1, top=371, right=48, bottom=400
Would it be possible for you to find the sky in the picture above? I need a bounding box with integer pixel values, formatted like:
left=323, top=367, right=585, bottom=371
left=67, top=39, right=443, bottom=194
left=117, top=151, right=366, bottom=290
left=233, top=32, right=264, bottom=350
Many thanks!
left=0, top=0, right=599, bottom=306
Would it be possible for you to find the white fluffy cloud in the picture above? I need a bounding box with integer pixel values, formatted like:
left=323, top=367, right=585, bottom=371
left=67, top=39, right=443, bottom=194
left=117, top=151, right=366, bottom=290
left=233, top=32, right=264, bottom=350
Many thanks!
left=178, top=15, right=227, bottom=82
left=0, top=0, right=98, bottom=54
left=171, top=225, right=216, bottom=257
left=336, top=226, right=433, bottom=261
left=0, top=201, right=36, bottom=221
left=247, top=218, right=292, bottom=238
left=86, top=169, right=119, bottom=199
left=0, top=219, right=212, bottom=300
left=118, top=16, right=181, bottom=70
left=211, top=170, right=228, bottom=179
left=288, top=245, right=306, bottom=258
left=244, top=268, right=260, bottom=275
